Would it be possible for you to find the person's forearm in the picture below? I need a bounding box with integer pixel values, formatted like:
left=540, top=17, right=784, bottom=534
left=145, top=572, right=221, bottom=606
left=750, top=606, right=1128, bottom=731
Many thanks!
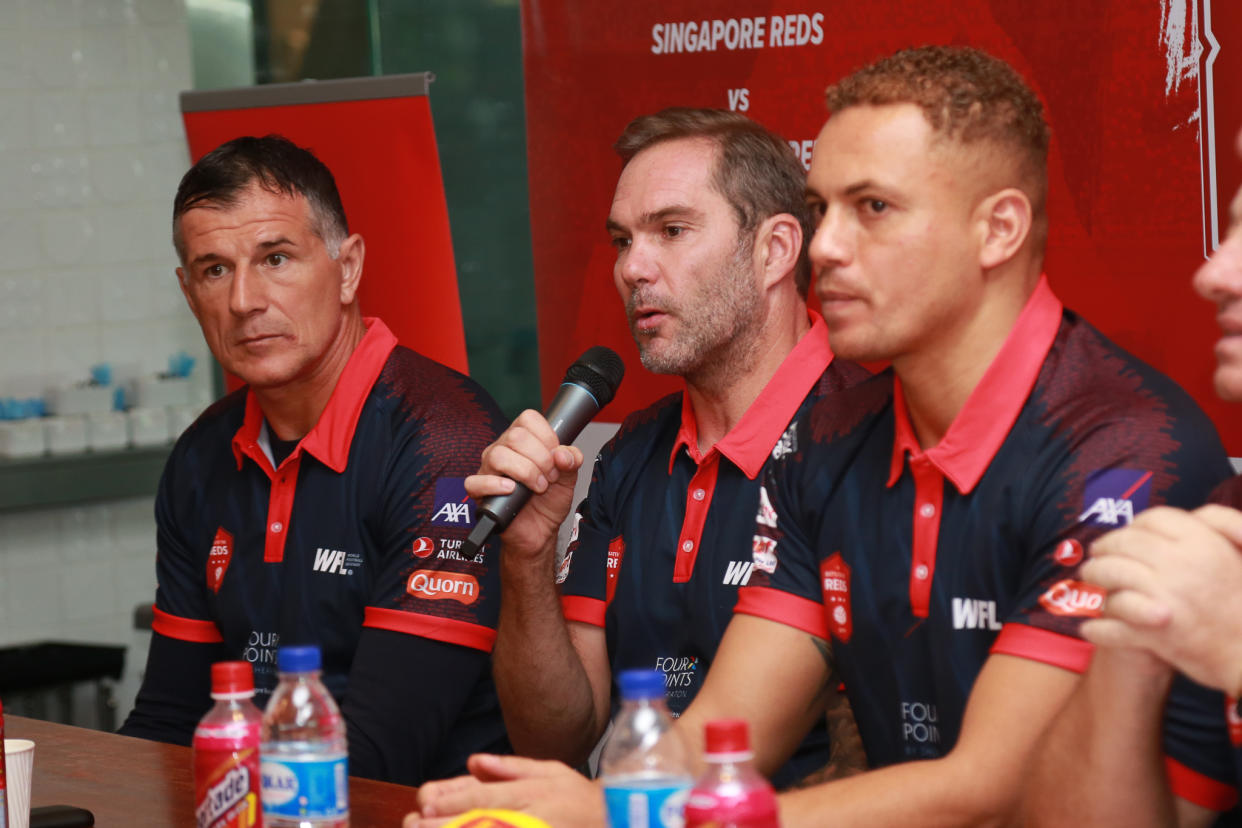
left=1022, top=647, right=1176, bottom=828
left=492, top=543, right=604, bottom=763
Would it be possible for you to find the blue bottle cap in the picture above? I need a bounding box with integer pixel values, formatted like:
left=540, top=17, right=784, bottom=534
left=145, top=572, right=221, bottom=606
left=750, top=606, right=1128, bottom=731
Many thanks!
left=617, top=669, right=667, bottom=700
left=277, top=645, right=322, bottom=673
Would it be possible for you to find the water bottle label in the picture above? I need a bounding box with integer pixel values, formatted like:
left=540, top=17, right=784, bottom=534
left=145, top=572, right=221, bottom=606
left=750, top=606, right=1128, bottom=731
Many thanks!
left=604, top=783, right=689, bottom=828
left=260, top=754, right=348, bottom=819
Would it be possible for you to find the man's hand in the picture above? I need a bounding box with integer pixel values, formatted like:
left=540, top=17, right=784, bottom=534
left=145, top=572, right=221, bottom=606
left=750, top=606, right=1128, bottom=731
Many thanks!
left=403, top=755, right=605, bottom=828
left=466, top=409, right=584, bottom=560
left=1082, top=504, right=1242, bottom=697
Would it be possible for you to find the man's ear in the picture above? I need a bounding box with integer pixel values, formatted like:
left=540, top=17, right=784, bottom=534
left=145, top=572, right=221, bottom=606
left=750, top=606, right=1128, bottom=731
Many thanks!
left=336, top=233, right=365, bottom=304
left=977, top=188, right=1032, bottom=271
left=756, top=212, right=803, bottom=290
left=176, top=267, right=199, bottom=318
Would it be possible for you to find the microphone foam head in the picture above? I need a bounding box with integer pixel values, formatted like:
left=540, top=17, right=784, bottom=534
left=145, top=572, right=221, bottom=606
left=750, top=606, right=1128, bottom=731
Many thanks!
left=565, top=346, right=625, bottom=408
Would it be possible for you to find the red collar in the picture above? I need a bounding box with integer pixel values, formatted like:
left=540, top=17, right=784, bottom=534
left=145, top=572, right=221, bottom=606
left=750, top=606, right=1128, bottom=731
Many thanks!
left=887, top=276, right=1062, bottom=494
left=670, top=314, right=834, bottom=479
left=231, top=317, right=399, bottom=474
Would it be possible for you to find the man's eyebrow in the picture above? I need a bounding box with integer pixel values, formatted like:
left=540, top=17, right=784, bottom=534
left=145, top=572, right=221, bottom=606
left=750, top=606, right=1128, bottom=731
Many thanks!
left=257, top=237, right=296, bottom=250
left=606, top=205, right=703, bottom=234
left=189, top=251, right=224, bottom=268
left=843, top=180, right=879, bottom=197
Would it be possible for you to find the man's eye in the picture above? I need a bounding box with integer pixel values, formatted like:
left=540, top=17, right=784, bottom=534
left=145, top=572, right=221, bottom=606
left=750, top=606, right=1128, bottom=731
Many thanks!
left=806, top=199, right=826, bottom=220
left=610, top=236, right=630, bottom=251
left=865, top=199, right=888, bottom=215
left=664, top=225, right=684, bottom=238
left=204, top=264, right=225, bottom=278
left=265, top=253, right=288, bottom=266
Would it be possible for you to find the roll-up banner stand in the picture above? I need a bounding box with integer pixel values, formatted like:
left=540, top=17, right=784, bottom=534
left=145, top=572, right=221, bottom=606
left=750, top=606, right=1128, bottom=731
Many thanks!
left=521, top=1, right=1242, bottom=452
left=180, top=73, right=468, bottom=385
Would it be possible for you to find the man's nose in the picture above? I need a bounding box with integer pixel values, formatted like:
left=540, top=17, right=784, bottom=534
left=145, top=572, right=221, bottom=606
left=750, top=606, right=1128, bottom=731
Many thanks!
left=228, top=262, right=269, bottom=315
left=1193, top=229, right=1242, bottom=306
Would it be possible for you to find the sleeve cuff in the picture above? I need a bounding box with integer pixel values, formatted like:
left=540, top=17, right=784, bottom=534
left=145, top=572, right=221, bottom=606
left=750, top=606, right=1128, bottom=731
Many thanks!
left=561, top=595, right=606, bottom=627
left=151, top=606, right=223, bottom=643
left=364, top=607, right=497, bottom=653
left=1166, top=756, right=1240, bottom=811
left=734, top=586, right=828, bottom=639
left=990, top=623, right=1093, bottom=673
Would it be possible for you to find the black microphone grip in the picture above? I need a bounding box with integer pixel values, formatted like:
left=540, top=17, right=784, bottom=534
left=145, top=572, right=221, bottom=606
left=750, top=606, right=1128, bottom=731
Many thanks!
left=463, top=347, right=624, bottom=556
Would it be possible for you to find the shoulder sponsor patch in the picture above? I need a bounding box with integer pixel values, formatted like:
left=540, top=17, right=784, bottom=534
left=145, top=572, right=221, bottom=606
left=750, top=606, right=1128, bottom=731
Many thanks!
left=821, top=552, right=851, bottom=643
left=751, top=535, right=777, bottom=573
left=207, top=526, right=233, bottom=594
left=431, top=477, right=476, bottom=527
left=1078, top=468, right=1153, bottom=527
left=605, top=536, right=625, bottom=602
left=1038, top=578, right=1105, bottom=617
left=756, top=484, right=778, bottom=529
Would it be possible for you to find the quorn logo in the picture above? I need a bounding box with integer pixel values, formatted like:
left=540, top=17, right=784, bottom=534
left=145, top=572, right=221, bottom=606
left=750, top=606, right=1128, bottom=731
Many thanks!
left=1038, top=579, right=1105, bottom=617
left=406, top=570, right=479, bottom=604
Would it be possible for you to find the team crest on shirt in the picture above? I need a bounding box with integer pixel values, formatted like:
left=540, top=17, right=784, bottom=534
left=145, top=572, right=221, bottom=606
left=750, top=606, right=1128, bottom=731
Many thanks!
left=1078, top=468, right=1153, bottom=527
left=1038, top=579, right=1105, bottom=617
left=207, top=527, right=233, bottom=594
left=820, top=553, right=852, bottom=643
left=430, top=478, right=476, bottom=526
left=1227, top=698, right=1242, bottom=748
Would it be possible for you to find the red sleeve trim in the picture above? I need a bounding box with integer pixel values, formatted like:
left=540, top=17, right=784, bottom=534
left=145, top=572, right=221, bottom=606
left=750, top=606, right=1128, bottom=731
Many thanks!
left=363, top=607, right=497, bottom=653
left=1165, top=756, right=1239, bottom=811
left=734, top=586, right=828, bottom=639
left=151, top=605, right=223, bottom=643
left=990, top=623, right=1093, bottom=673
left=561, top=595, right=606, bottom=627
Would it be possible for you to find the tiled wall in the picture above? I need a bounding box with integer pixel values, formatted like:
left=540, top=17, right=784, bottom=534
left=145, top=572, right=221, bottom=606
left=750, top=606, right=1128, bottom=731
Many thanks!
left=0, top=0, right=209, bottom=722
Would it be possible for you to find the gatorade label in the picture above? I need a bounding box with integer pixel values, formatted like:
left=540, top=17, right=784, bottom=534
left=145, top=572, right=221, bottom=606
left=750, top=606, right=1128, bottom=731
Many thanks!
left=603, top=783, right=689, bottom=828
left=193, top=722, right=261, bottom=828
left=260, top=754, right=348, bottom=820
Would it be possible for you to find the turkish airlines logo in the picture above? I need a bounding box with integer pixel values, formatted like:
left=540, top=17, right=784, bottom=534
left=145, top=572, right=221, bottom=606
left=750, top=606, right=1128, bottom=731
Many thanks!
left=207, top=527, right=233, bottom=594
left=430, top=478, right=475, bottom=526
left=406, top=570, right=480, bottom=604
left=821, top=552, right=852, bottom=643
left=1053, top=539, right=1085, bottom=567
left=1038, top=579, right=1106, bottom=618
left=1226, top=697, right=1242, bottom=747
left=1078, top=469, right=1153, bottom=527
left=411, top=537, right=436, bottom=559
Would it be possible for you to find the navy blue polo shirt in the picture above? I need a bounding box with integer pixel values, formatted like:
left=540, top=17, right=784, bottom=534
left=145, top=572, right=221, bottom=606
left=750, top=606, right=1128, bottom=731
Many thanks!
left=1162, top=474, right=1242, bottom=817
left=738, top=278, right=1231, bottom=767
left=150, top=318, right=506, bottom=702
left=558, top=315, right=870, bottom=787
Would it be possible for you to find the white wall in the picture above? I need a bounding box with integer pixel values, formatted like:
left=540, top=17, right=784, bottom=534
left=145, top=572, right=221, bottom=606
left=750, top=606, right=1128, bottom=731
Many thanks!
left=0, top=0, right=209, bottom=724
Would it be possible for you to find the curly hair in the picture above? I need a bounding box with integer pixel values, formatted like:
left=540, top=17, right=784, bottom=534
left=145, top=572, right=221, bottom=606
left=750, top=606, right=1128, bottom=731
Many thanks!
left=827, top=45, right=1049, bottom=249
left=615, top=108, right=812, bottom=292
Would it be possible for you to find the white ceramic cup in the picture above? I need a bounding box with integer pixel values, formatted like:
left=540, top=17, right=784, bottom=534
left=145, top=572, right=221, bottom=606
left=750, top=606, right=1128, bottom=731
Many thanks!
left=4, top=739, right=35, bottom=828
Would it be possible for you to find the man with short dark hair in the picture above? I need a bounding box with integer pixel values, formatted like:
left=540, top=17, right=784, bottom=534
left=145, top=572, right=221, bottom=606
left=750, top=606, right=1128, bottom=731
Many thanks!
left=431, top=107, right=868, bottom=801
left=120, top=135, right=510, bottom=786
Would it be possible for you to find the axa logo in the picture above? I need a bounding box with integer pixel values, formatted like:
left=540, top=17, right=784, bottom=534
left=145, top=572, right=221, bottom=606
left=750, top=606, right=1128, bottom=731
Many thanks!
left=430, top=478, right=476, bottom=526
left=951, top=598, right=1003, bottom=630
left=1038, top=579, right=1105, bottom=617
left=207, top=527, right=233, bottom=594
left=406, top=570, right=480, bottom=604
left=722, top=560, right=754, bottom=586
left=1078, top=469, right=1153, bottom=527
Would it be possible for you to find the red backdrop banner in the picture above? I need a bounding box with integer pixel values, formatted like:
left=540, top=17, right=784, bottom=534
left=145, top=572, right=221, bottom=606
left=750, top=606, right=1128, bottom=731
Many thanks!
left=181, top=77, right=468, bottom=381
left=521, top=0, right=1242, bottom=451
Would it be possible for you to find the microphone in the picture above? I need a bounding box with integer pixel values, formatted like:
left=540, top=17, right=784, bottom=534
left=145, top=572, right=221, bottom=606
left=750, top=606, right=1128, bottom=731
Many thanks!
left=463, top=346, right=626, bottom=557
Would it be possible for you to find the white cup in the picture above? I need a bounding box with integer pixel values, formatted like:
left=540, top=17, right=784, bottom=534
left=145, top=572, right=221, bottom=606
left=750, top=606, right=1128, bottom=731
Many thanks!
left=4, top=739, right=34, bottom=828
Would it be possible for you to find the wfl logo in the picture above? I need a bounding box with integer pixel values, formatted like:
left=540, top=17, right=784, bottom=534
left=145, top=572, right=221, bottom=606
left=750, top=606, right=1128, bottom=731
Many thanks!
left=312, top=547, right=358, bottom=576
left=1078, top=469, right=1153, bottom=527
left=722, top=560, right=754, bottom=586
left=431, top=478, right=476, bottom=526
left=951, top=598, right=1003, bottom=631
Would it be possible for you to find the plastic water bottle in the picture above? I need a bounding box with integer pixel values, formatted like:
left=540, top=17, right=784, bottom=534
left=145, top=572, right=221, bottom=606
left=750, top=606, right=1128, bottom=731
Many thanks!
left=260, top=646, right=348, bottom=828
left=193, top=661, right=263, bottom=828
left=600, top=669, right=693, bottom=828
left=683, top=719, right=779, bottom=828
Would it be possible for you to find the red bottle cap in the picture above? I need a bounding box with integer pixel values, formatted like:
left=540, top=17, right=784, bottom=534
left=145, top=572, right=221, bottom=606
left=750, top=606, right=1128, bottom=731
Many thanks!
left=210, top=661, right=254, bottom=695
left=704, top=719, right=751, bottom=755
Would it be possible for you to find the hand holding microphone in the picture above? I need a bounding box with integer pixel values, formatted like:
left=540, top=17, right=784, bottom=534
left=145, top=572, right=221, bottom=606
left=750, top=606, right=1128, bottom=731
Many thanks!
left=463, top=347, right=625, bottom=557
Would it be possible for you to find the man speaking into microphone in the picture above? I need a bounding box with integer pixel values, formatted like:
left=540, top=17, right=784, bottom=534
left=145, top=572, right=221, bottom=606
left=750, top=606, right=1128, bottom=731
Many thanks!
left=432, top=107, right=871, bottom=808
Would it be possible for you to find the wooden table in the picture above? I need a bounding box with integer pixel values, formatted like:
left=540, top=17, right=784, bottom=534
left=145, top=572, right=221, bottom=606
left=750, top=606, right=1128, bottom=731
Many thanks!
left=7, top=715, right=419, bottom=826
